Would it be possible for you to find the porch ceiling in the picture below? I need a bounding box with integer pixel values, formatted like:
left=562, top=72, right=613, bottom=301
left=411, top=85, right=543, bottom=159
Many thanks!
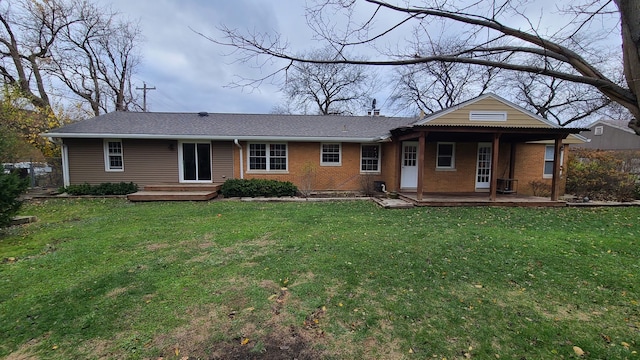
left=392, top=125, right=588, bottom=143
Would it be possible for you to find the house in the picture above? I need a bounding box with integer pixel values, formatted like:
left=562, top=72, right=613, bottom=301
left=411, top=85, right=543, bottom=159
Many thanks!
left=574, top=120, right=640, bottom=150
left=44, top=94, right=586, bottom=201
left=573, top=120, right=640, bottom=174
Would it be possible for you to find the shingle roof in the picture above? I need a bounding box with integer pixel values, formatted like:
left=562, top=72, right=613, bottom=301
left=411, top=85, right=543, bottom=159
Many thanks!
left=45, top=111, right=416, bottom=142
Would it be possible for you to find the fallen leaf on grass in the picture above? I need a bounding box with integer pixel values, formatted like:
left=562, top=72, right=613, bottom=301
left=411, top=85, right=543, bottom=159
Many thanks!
left=573, top=346, right=585, bottom=356
left=621, top=342, right=630, bottom=349
left=241, top=338, right=250, bottom=346
left=174, top=347, right=180, bottom=356
left=52, top=345, right=58, bottom=350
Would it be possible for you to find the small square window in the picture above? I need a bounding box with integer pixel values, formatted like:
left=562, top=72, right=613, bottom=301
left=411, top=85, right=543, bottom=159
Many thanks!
left=321, top=143, right=341, bottom=166
left=436, top=142, right=455, bottom=169
left=594, top=126, right=603, bottom=136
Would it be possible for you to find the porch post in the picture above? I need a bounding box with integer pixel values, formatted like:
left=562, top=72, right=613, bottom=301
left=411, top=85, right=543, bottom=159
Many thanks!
left=509, top=143, right=516, bottom=179
left=490, top=133, right=500, bottom=201
left=550, top=137, right=562, bottom=201
left=417, top=132, right=426, bottom=201
left=395, top=139, right=402, bottom=192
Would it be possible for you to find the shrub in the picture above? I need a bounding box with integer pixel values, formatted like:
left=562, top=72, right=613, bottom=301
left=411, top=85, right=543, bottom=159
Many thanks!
left=60, top=182, right=138, bottom=196
left=0, top=171, right=29, bottom=227
left=220, top=179, right=298, bottom=197
left=566, top=149, right=636, bottom=201
left=528, top=180, right=551, bottom=197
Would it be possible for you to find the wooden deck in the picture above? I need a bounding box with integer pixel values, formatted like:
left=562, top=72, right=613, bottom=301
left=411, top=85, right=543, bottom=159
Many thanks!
left=399, top=192, right=566, bottom=207
left=127, top=184, right=222, bottom=202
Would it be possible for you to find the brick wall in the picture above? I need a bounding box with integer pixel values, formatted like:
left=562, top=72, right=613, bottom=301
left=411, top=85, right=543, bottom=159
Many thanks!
left=233, top=141, right=390, bottom=192
left=230, top=140, right=567, bottom=195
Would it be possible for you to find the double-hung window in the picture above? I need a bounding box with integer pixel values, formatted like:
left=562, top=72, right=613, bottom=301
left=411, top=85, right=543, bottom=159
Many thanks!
left=104, top=139, right=124, bottom=171
left=544, top=145, right=555, bottom=178
left=436, top=142, right=455, bottom=169
left=321, top=143, right=341, bottom=166
left=249, top=143, right=288, bottom=171
left=361, top=144, right=380, bottom=172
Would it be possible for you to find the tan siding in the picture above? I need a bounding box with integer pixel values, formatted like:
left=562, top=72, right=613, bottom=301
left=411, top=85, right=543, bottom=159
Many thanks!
left=212, top=141, right=234, bottom=182
left=65, top=138, right=178, bottom=185
left=427, top=98, right=552, bottom=127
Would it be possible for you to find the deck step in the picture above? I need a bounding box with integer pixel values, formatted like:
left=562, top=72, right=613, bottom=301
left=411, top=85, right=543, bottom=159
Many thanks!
left=142, top=184, right=221, bottom=192
left=128, top=190, right=218, bottom=202
left=128, top=183, right=222, bottom=202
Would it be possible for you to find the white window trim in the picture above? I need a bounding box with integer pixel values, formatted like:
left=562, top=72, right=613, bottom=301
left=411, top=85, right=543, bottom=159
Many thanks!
left=594, top=126, right=603, bottom=136
left=103, top=139, right=124, bottom=172
left=436, top=142, right=456, bottom=170
left=360, top=144, right=381, bottom=173
left=177, top=140, right=213, bottom=183
left=246, top=142, right=289, bottom=173
left=320, top=143, right=342, bottom=166
left=543, top=145, right=564, bottom=179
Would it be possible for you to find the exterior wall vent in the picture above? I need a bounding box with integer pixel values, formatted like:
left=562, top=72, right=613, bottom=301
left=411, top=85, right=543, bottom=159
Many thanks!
left=469, top=111, right=507, bottom=121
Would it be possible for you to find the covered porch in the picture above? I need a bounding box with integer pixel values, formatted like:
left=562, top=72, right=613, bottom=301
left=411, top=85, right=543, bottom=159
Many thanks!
left=391, top=125, right=586, bottom=202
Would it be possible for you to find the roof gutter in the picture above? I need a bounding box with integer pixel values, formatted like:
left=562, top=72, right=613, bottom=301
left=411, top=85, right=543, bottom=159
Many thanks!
left=42, top=133, right=388, bottom=143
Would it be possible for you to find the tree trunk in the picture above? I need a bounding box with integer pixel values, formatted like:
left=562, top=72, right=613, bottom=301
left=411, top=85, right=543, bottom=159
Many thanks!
left=615, top=0, right=640, bottom=131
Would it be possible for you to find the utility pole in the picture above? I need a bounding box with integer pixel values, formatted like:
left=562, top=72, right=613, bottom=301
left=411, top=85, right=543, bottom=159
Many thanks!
left=136, top=82, right=156, bottom=112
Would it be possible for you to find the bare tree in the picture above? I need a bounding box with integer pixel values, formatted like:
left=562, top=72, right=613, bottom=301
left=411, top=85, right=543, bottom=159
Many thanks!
left=0, top=0, right=77, bottom=110
left=390, top=38, right=500, bottom=114
left=49, top=3, right=142, bottom=116
left=0, top=0, right=142, bottom=115
left=276, top=47, right=376, bottom=115
left=212, top=0, right=640, bottom=132
left=509, top=71, right=612, bottom=126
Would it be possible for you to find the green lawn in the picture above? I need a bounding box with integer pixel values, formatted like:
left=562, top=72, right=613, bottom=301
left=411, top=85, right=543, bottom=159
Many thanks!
left=0, top=199, right=638, bottom=359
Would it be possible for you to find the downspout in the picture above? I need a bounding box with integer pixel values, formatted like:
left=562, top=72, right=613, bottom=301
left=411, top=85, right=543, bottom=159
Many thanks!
left=61, top=143, right=70, bottom=187
left=234, top=139, right=244, bottom=179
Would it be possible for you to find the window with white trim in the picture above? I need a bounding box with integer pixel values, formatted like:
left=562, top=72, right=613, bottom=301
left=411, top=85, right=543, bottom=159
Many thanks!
left=436, top=142, right=455, bottom=169
left=361, top=144, right=380, bottom=172
left=248, top=143, right=288, bottom=171
left=104, top=139, right=124, bottom=171
left=594, top=126, right=603, bottom=136
left=544, top=145, right=555, bottom=178
left=321, top=143, right=341, bottom=166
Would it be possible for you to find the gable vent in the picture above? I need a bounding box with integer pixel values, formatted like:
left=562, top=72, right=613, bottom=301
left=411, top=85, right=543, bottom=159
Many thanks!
left=469, top=111, right=507, bottom=121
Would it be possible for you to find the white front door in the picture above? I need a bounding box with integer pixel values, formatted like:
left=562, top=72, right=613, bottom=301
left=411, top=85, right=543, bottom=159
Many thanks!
left=476, top=143, right=492, bottom=189
left=400, top=141, right=418, bottom=189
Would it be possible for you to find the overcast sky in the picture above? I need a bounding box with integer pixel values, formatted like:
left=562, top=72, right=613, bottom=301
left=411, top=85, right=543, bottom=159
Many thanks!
left=94, top=0, right=316, bottom=114
left=96, top=0, right=620, bottom=117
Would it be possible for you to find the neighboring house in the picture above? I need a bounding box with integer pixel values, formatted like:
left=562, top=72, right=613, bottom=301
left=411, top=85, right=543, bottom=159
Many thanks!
left=44, top=93, right=586, bottom=201
left=575, top=120, right=640, bottom=150
left=573, top=120, right=640, bottom=174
